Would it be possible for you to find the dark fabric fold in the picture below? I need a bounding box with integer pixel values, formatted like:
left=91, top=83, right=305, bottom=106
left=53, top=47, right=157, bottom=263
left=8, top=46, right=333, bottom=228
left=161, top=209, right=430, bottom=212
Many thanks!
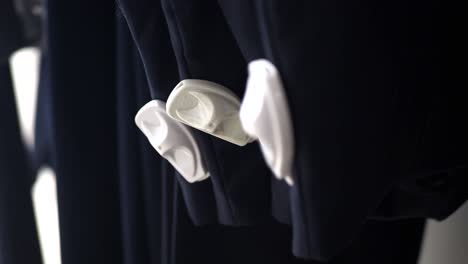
left=252, top=0, right=467, bottom=259
left=160, top=0, right=272, bottom=226
left=40, top=0, right=124, bottom=262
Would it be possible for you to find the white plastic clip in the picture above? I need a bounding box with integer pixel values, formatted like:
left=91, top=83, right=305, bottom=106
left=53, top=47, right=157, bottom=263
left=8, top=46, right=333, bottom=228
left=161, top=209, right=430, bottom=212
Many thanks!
left=166, top=79, right=253, bottom=146
left=135, top=100, right=210, bottom=183
left=240, top=59, right=295, bottom=185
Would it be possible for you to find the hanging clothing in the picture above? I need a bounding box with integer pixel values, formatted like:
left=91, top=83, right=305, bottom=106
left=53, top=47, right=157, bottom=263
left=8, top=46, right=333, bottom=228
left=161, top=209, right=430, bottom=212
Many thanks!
left=117, top=0, right=434, bottom=262
left=0, top=2, right=43, bottom=263
left=36, top=0, right=124, bottom=263
left=1, top=0, right=464, bottom=263
left=250, top=0, right=468, bottom=260
left=0, top=63, right=43, bottom=264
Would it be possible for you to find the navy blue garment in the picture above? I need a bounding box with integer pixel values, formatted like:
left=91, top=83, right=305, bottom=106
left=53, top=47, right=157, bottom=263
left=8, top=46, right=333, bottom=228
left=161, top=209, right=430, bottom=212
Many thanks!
left=115, top=13, right=217, bottom=264
left=0, top=2, right=43, bottom=264
left=116, top=2, right=303, bottom=264
left=117, top=0, right=220, bottom=225
left=33, top=55, right=54, bottom=171
left=161, top=0, right=273, bottom=226
left=118, top=1, right=428, bottom=263
left=115, top=15, right=152, bottom=264
left=0, top=63, right=43, bottom=264
left=216, top=0, right=292, bottom=225
left=216, top=0, right=265, bottom=62
left=252, top=0, right=468, bottom=260
left=119, top=0, right=272, bottom=226
left=215, top=3, right=432, bottom=262
left=121, top=1, right=268, bottom=224
left=113, top=27, right=427, bottom=263
left=115, top=7, right=311, bottom=264
left=37, top=0, right=124, bottom=263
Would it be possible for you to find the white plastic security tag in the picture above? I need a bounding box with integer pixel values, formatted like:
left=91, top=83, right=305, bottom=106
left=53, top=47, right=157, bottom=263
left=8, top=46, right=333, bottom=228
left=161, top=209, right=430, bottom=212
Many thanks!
left=135, top=100, right=210, bottom=183
left=240, top=59, right=295, bottom=185
left=166, top=79, right=253, bottom=146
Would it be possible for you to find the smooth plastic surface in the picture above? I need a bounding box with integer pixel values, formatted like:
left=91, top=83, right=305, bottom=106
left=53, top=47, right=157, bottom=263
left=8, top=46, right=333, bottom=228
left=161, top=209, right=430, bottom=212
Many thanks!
left=240, top=59, right=295, bottom=185
left=166, top=79, right=252, bottom=146
left=135, top=100, right=209, bottom=183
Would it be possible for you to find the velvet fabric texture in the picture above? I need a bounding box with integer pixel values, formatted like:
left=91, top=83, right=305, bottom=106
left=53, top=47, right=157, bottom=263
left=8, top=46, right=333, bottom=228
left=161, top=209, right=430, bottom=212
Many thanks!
left=1, top=0, right=465, bottom=263
left=116, top=0, right=433, bottom=262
